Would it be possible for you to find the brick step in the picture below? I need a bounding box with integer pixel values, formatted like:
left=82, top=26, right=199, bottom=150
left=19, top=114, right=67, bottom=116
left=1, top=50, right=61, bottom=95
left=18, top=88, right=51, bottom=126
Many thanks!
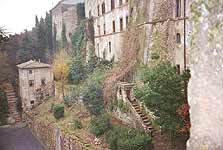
left=7, top=96, right=16, bottom=99
left=6, top=93, right=16, bottom=96
left=5, top=89, right=14, bottom=93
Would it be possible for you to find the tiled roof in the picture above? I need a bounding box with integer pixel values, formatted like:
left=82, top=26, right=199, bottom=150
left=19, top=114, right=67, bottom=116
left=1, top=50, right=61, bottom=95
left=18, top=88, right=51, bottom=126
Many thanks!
left=17, top=60, right=51, bottom=69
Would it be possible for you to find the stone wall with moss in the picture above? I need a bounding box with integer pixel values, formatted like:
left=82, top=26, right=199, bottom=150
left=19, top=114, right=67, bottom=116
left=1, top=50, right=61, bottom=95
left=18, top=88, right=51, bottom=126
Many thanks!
left=187, top=0, right=223, bottom=149
left=129, top=0, right=188, bottom=71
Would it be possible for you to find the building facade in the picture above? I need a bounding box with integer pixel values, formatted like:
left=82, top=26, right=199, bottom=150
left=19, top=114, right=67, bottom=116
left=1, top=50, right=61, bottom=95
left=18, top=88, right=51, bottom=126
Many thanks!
left=85, top=0, right=190, bottom=72
left=52, top=0, right=84, bottom=50
left=17, top=60, right=54, bottom=110
left=85, top=0, right=129, bottom=61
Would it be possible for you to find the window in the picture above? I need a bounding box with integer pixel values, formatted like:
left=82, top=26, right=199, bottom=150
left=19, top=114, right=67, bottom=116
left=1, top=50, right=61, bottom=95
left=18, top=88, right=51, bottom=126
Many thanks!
left=98, top=25, right=101, bottom=36
left=120, top=18, right=123, bottom=31
left=176, top=64, right=180, bottom=74
left=97, top=5, right=100, bottom=16
left=29, top=80, right=34, bottom=87
left=103, top=49, right=106, bottom=59
left=30, top=100, right=34, bottom=105
left=41, top=79, right=46, bottom=86
left=176, top=0, right=181, bottom=17
left=176, top=33, right=181, bottom=43
left=119, top=0, right=123, bottom=6
left=109, top=42, right=112, bottom=53
left=29, top=70, right=33, bottom=74
left=102, top=2, right=105, bottom=14
left=89, top=10, right=92, bottom=18
left=97, top=43, right=100, bottom=57
left=111, top=0, right=115, bottom=10
left=112, top=21, right=116, bottom=33
left=103, top=23, right=106, bottom=34
left=126, top=16, right=129, bottom=27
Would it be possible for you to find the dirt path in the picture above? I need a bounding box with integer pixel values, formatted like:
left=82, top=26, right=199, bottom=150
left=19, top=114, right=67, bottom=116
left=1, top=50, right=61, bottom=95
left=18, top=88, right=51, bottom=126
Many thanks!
left=0, top=127, right=44, bottom=150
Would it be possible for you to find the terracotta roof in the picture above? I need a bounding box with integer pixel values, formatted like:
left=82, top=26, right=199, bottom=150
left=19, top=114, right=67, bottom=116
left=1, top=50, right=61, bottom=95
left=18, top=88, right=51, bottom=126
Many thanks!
left=17, top=60, right=51, bottom=69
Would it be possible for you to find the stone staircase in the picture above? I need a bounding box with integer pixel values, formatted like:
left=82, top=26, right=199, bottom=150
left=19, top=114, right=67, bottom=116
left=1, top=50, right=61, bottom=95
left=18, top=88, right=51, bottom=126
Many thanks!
left=5, top=87, right=21, bottom=123
left=128, top=97, right=155, bottom=134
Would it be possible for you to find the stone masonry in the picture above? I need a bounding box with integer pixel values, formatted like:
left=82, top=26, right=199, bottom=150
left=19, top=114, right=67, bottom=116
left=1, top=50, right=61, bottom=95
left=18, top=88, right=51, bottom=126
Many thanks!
left=52, top=0, right=84, bottom=50
left=187, top=0, right=223, bottom=149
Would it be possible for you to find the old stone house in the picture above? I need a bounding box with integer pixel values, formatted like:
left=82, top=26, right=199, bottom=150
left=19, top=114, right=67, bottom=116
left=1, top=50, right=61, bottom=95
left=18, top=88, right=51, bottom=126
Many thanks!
left=52, top=0, right=84, bottom=50
left=17, top=60, right=54, bottom=110
left=85, top=0, right=129, bottom=61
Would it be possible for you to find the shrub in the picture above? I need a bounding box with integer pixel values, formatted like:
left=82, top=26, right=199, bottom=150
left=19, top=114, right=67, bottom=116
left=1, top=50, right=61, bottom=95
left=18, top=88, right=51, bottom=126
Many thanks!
left=63, top=95, right=73, bottom=107
left=72, top=119, right=83, bottom=129
left=82, top=83, right=104, bottom=116
left=106, top=126, right=152, bottom=150
left=90, top=114, right=111, bottom=136
left=53, top=104, right=65, bottom=119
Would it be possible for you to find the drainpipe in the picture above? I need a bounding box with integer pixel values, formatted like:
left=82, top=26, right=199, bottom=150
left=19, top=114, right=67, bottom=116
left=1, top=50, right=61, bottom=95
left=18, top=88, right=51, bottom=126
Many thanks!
left=183, top=0, right=187, bottom=70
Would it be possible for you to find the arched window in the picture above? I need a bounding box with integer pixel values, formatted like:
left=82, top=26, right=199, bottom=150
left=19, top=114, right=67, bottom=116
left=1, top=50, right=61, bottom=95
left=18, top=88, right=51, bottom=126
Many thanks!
left=176, top=0, right=181, bottom=17
left=102, top=2, right=105, bottom=14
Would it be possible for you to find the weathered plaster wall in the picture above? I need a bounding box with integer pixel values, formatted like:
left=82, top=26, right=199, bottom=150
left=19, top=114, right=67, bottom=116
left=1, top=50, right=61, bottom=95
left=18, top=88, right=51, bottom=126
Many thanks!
left=85, top=0, right=129, bottom=61
left=187, top=1, right=223, bottom=149
left=19, top=67, right=53, bottom=109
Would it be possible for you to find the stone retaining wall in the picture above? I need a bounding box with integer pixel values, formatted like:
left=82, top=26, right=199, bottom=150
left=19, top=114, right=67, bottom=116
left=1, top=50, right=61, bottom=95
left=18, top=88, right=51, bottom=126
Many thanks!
left=23, top=112, right=92, bottom=150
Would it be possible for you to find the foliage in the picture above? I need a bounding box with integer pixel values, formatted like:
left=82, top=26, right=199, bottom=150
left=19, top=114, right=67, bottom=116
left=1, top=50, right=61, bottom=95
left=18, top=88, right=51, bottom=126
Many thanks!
left=134, top=62, right=185, bottom=134
left=106, top=126, right=152, bottom=150
left=63, top=95, right=73, bottom=107
left=0, top=52, right=14, bottom=82
left=82, top=83, right=104, bottom=116
left=90, top=114, right=111, bottom=136
left=52, top=50, right=70, bottom=97
left=53, top=104, right=65, bottom=119
left=68, top=55, right=86, bottom=84
left=0, top=88, right=8, bottom=125
left=72, top=119, right=83, bottom=129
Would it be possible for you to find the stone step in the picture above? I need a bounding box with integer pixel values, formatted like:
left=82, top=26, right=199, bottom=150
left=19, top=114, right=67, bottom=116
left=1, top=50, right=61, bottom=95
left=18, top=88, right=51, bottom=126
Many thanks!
left=6, top=92, right=16, bottom=96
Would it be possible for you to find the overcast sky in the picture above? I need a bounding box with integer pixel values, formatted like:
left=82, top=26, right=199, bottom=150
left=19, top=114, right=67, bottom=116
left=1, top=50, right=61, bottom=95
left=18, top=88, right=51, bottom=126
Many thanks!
left=0, top=0, right=61, bottom=34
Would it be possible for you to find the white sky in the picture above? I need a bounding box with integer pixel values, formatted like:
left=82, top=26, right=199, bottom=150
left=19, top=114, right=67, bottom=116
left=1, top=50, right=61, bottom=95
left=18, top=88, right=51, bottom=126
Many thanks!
left=0, top=0, right=61, bottom=34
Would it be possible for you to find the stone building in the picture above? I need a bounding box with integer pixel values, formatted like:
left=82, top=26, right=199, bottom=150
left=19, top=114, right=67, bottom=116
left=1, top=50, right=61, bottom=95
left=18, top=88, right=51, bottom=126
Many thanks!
left=85, top=0, right=129, bottom=61
left=17, top=60, right=54, bottom=110
left=52, top=0, right=84, bottom=50
left=85, top=0, right=190, bottom=72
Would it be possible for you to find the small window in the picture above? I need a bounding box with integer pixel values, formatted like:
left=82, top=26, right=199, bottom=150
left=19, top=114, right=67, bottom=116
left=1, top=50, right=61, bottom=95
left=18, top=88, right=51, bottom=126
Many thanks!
left=98, top=25, right=101, bottom=35
left=29, top=70, right=33, bottom=74
left=176, top=0, right=181, bottom=17
left=120, top=18, right=123, bottom=31
left=176, top=64, right=180, bottom=74
left=103, top=49, right=106, bottom=59
left=41, top=79, right=46, bottom=86
left=126, top=16, right=129, bottom=27
left=112, top=21, right=116, bottom=33
left=29, top=80, right=34, bottom=87
left=103, top=23, right=106, bottom=34
left=176, top=33, right=181, bottom=43
left=97, top=43, right=100, bottom=57
left=111, top=0, right=115, bottom=10
left=102, top=2, right=105, bottom=14
left=89, top=10, right=92, bottom=18
left=109, top=42, right=112, bottom=53
left=119, top=0, right=123, bottom=6
left=30, top=100, right=34, bottom=105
